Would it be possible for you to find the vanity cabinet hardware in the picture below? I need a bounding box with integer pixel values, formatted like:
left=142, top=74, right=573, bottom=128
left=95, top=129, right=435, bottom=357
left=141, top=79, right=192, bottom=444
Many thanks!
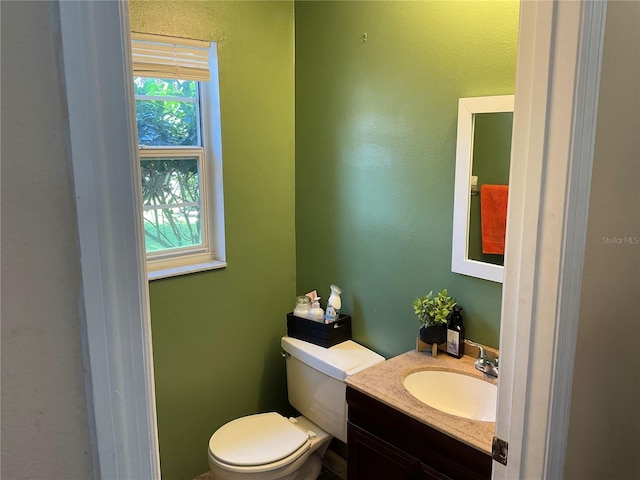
left=492, top=436, right=508, bottom=466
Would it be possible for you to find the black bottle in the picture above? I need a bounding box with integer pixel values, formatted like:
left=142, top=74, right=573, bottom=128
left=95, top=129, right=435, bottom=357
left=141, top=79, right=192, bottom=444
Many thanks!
left=447, top=305, right=465, bottom=358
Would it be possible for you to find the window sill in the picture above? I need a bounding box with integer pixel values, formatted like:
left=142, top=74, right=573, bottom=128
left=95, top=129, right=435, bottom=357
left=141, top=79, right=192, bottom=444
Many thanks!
left=147, top=259, right=227, bottom=281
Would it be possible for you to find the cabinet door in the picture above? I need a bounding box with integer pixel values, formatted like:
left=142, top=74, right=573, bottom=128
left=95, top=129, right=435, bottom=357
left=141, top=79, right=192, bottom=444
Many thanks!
left=347, top=386, right=492, bottom=480
left=348, top=422, right=420, bottom=480
left=420, top=463, right=453, bottom=480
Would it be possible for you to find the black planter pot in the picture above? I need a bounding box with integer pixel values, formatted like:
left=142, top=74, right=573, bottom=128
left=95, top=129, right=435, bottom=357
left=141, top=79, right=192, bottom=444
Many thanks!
left=419, top=325, right=447, bottom=345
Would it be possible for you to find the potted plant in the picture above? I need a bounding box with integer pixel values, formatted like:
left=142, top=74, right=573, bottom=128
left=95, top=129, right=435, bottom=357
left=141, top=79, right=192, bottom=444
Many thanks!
left=412, top=289, right=457, bottom=344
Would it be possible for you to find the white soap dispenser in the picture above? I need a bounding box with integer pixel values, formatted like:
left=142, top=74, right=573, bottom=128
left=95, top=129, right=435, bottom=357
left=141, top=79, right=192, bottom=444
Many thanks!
left=325, top=284, right=342, bottom=323
left=308, top=297, right=325, bottom=322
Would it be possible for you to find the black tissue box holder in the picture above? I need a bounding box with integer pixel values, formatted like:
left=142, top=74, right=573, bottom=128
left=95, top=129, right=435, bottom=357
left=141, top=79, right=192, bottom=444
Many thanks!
left=286, top=313, right=352, bottom=348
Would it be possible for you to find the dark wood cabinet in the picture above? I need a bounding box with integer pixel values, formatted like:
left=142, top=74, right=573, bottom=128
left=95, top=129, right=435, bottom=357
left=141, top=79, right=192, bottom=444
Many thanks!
left=348, top=423, right=421, bottom=480
left=347, top=386, right=491, bottom=480
left=420, top=463, right=453, bottom=480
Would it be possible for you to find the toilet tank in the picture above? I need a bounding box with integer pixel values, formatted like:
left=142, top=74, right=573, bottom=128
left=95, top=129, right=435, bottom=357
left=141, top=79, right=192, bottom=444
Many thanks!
left=281, top=336, right=385, bottom=443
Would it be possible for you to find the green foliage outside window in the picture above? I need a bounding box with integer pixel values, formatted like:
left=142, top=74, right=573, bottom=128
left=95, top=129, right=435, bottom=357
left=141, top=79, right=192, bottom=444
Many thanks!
left=135, top=77, right=203, bottom=252
left=141, top=158, right=201, bottom=252
left=134, top=77, right=199, bottom=147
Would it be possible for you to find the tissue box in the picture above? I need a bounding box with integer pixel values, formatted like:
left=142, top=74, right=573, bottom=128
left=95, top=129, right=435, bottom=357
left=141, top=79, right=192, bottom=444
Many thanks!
left=286, top=313, right=352, bottom=348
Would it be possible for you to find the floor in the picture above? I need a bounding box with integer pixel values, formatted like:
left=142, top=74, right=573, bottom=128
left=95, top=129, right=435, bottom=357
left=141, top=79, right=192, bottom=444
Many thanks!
left=317, top=465, right=343, bottom=480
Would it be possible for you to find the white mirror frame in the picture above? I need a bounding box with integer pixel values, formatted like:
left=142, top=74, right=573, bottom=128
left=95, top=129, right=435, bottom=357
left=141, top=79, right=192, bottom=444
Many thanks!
left=451, top=95, right=515, bottom=283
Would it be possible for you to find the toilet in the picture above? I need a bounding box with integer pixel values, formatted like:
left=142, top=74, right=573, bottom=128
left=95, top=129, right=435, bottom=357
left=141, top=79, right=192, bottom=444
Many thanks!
left=207, top=336, right=385, bottom=480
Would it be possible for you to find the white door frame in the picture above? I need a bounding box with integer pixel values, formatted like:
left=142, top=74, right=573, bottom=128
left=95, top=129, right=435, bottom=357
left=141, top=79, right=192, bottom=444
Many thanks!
left=495, top=1, right=606, bottom=478
left=58, top=2, right=160, bottom=478
left=58, top=0, right=606, bottom=478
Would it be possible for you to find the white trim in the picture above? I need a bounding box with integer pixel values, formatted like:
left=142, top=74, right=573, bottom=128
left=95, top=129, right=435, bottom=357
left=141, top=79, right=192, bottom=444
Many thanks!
left=201, top=42, right=227, bottom=265
left=495, top=1, right=606, bottom=478
left=451, top=95, right=514, bottom=284
left=147, top=259, right=228, bottom=281
left=58, top=1, right=161, bottom=478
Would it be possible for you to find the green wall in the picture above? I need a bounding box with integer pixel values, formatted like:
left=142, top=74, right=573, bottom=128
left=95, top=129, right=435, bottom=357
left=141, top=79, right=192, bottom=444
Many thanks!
left=295, top=1, right=519, bottom=358
left=130, top=2, right=296, bottom=479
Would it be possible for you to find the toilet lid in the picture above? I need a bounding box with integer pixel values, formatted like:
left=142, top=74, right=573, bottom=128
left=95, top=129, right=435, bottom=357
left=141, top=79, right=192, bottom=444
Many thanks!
left=209, top=412, right=311, bottom=467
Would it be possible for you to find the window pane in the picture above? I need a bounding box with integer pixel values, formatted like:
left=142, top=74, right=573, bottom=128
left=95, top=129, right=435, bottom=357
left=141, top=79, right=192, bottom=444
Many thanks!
left=143, top=207, right=201, bottom=253
left=134, top=77, right=200, bottom=147
left=141, top=157, right=202, bottom=252
left=134, top=77, right=197, bottom=99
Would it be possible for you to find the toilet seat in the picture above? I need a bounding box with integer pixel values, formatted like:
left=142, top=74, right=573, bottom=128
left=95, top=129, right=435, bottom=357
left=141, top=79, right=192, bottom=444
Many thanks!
left=209, top=412, right=311, bottom=471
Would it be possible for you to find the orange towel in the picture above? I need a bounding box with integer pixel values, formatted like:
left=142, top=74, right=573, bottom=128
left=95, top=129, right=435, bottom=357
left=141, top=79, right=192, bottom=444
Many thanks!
left=480, top=184, right=509, bottom=255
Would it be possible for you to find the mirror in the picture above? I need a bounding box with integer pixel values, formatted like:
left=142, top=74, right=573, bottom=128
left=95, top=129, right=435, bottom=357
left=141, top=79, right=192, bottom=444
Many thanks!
left=451, top=95, right=514, bottom=283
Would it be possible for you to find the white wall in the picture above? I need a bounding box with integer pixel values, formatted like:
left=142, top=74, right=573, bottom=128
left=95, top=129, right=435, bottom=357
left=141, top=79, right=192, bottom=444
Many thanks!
left=0, top=1, right=95, bottom=479
left=565, top=1, right=640, bottom=478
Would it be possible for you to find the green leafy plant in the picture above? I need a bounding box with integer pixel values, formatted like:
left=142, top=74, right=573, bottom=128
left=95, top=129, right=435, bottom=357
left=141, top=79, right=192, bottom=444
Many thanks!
left=413, top=289, right=457, bottom=327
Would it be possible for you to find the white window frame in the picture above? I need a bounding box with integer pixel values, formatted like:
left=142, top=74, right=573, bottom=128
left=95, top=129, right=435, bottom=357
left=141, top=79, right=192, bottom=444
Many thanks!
left=139, top=148, right=207, bottom=257
left=134, top=40, right=226, bottom=280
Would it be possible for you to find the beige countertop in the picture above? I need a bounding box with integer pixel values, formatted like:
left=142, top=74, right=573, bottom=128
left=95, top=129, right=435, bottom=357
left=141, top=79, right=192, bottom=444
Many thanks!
left=345, top=348, right=497, bottom=455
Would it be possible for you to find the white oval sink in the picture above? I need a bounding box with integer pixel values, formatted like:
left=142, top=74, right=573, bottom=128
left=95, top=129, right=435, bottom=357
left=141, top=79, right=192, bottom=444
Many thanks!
left=403, top=370, right=497, bottom=422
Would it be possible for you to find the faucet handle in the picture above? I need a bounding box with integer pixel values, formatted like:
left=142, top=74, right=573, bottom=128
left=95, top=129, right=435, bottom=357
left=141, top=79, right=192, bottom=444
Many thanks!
left=467, top=339, right=487, bottom=359
left=467, top=340, right=499, bottom=377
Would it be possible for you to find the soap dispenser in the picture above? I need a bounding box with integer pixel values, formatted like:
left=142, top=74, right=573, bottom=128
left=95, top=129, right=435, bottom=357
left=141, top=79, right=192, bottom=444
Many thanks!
left=446, top=305, right=465, bottom=358
left=324, top=284, right=342, bottom=323
left=308, top=297, right=325, bottom=322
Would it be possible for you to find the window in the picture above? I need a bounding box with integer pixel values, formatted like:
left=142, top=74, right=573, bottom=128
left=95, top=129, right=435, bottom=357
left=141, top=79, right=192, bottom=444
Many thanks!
left=131, top=33, right=226, bottom=279
left=135, top=77, right=203, bottom=253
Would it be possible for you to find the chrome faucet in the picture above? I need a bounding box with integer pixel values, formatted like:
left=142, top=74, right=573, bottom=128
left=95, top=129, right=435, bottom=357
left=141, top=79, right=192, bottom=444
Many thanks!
left=468, top=340, right=499, bottom=377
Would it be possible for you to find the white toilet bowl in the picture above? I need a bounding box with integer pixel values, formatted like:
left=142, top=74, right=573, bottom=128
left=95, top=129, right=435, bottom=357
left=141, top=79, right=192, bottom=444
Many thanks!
left=207, top=413, right=330, bottom=480
left=207, top=337, right=385, bottom=480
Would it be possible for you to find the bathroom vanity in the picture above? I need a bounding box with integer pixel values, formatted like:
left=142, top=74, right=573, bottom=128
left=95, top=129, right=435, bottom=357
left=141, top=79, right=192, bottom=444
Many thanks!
left=345, top=350, right=496, bottom=480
